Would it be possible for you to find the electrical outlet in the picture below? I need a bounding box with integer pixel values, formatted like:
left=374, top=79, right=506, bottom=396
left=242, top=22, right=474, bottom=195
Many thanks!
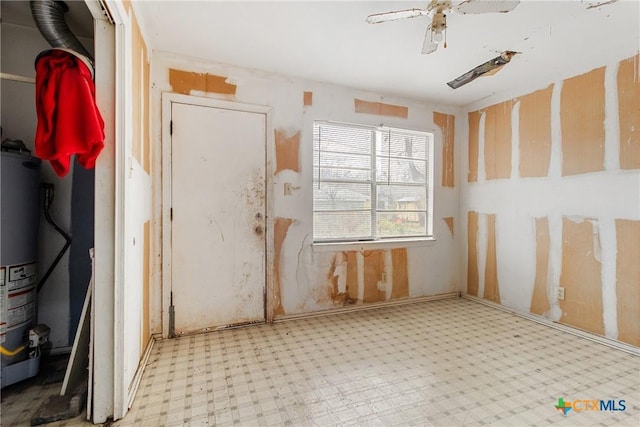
left=381, top=272, right=387, bottom=283
left=556, top=287, right=565, bottom=300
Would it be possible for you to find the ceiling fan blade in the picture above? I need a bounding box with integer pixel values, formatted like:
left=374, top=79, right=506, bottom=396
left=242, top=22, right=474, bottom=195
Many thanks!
left=422, top=27, right=439, bottom=54
left=447, top=51, right=517, bottom=89
left=455, top=0, right=520, bottom=14
left=366, top=8, right=430, bottom=24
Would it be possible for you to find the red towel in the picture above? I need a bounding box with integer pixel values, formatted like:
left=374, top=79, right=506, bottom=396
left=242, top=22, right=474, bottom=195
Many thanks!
left=35, top=49, right=104, bottom=177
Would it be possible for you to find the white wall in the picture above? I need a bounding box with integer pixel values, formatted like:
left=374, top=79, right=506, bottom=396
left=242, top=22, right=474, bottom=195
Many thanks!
left=1, top=22, right=94, bottom=348
left=149, top=52, right=465, bottom=331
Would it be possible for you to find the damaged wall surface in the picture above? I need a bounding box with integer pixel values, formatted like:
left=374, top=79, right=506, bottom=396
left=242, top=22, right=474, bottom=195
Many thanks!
left=150, top=52, right=462, bottom=329
left=462, top=53, right=640, bottom=347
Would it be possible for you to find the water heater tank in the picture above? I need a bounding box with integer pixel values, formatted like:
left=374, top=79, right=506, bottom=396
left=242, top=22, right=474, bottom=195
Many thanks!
left=1, top=149, right=41, bottom=387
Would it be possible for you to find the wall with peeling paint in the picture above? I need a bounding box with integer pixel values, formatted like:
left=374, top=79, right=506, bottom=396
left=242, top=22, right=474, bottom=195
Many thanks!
left=462, top=53, right=640, bottom=347
left=149, top=52, right=464, bottom=327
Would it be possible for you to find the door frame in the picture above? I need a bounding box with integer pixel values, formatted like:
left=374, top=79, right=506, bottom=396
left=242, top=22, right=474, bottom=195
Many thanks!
left=161, top=93, right=274, bottom=338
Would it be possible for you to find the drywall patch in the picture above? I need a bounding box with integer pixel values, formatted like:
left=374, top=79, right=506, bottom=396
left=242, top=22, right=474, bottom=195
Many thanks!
left=559, top=218, right=604, bottom=335
left=169, top=68, right=237, bottom=96
left=483, top=214, right=500, bottom=304
left=484, top=101, right=513, bottom=180
left=363, top=250, right=385, bottom=303
left=468, top=111, right=480, bottom=182
left=561, top=67, right=606, bottom=176
left=354, top=99, right=408, bottom=118
left=618, top=54, right=640, bottom=169
left=303, top=91, right=313, bottom=107
left=273, top=217, right=294, bottom=316
left=443, top=217, right=454, bottom=236
left=530, top=217, right=551, bottom=315
left=615, top=219, right=640, bottom=346
left=467, top=211, right=479, bottom=296
left=391, top=249, right=409, bottom=300
left=274, top=129, right=301, bottom=174
left=433, top=112, right=455, bottom=187
left=519, top=85, right=553, bottom=177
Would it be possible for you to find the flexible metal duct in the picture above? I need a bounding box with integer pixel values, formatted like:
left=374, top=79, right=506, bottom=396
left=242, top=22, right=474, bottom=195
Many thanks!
left=30, top=0, right=93, bottom=62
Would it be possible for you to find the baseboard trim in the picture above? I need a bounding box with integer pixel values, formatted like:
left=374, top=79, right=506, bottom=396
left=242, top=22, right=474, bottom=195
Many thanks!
left=461, top=294, right=639, bottom=357
left=127, top=333, right=159, bottom=409
left=274, top=292, right=460, bottom=323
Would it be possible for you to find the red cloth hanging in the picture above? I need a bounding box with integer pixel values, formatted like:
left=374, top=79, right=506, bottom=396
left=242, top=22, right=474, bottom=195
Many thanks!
left=35, top=49, right=104, bottom=177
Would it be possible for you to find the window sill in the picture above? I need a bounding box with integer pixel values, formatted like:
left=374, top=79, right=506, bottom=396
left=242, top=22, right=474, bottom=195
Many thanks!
left=312, top=237, right=436, bottom=252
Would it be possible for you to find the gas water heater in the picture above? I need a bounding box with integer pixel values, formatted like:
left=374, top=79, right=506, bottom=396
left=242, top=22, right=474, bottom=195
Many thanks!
left=1, top=143, right=50, bottom=387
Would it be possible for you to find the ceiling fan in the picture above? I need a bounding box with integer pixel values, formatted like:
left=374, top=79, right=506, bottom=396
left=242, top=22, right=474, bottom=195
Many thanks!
left=366, top=0, right=520, bottom=54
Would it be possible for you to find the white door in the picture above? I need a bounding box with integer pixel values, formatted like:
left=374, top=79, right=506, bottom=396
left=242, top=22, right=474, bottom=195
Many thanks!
left=170, top=101, right=266, bottom=334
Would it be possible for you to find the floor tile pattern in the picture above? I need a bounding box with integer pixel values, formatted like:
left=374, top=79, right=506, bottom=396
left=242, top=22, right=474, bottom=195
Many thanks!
left=2, top=298, right=638, bottom=426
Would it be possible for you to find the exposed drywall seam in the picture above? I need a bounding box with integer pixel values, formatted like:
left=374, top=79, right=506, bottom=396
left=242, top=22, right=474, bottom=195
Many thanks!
left=303, top=91, right=313, bottom=107
left=354, top=99, right=408, bottom=118
left=382, top=250, right=393, bottom=301
left=274, top=129, right=301, bottom=174
left=598, top=218, right=618, bottom=340
left=604, top=61, right=621, bottom=171
left=548, top=82, right=563, bottom=177
left=356, top=251, right=365, bottom=302
left=511, top=101, right=520, bottom=179
left=547, top=215, right=563, bottom=321
left=467, top=111, right=480, bottom=182
left=476, top=213, right=488, bottom=299
left=477, top=112, right=486, bottom=182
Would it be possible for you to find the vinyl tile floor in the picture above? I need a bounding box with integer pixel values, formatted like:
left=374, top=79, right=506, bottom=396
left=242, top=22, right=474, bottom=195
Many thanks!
left=2, top=297, right=639, bottom=426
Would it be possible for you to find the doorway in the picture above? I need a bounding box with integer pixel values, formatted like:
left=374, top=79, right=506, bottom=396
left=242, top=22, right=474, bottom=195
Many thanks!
left=165, top=96, right=272, bottom=335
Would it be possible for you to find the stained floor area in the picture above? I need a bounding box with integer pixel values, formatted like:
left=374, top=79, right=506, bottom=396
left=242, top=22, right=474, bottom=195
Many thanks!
left=3, top=297, right=639, bottom=426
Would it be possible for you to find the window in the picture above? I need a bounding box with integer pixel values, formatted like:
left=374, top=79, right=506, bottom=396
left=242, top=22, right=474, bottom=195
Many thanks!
left=313, top=121, right=433, bottom=242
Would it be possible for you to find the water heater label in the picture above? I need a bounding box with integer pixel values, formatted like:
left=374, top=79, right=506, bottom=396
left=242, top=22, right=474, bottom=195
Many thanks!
left=8, top=262, right=37, bottom=291
left=3, top=262, right=37, bottom=330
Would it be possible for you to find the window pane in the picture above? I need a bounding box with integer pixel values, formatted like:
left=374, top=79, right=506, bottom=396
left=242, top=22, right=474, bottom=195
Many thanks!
left=314, top=124, right=372, bottom=155
left=376, top=158, right=426, bottom=184
left=377, top=131, right=428, bottom=160
left=313, top=166, right=370, bottom=182
left=377, top=212, right=427, bottom=238
left=314, top=182, right=371, bottom=211
left=314, top=211, right=372, bottom=240
left=376, top=185, right=427, bottom=211
left=313, top=151, right=371, bottom=180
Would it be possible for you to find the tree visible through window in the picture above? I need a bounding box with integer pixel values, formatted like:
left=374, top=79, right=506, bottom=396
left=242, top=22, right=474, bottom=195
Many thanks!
left=313, top=121, right=433, bottom=241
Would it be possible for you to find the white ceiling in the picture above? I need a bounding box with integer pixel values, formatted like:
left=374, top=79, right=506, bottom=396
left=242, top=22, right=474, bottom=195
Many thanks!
left=135, top=0, right=639, bottom=107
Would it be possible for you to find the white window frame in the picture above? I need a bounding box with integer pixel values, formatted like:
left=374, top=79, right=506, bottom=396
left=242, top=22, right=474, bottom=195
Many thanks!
left=312, top=120, right=434, bottom=247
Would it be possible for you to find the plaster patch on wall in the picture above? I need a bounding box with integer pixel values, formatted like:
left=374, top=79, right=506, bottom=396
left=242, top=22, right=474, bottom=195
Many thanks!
left=468, top=111, right=480, bottom=182
left=484, top=101, right=513, bottom=180
left=615, top=219, right=640, bottom=346
left=443, top=217, right=454, bottom=236
left=530, top=217, right=551, bottom=315
left=363, top=250, right=385, bottom=303
left=467, top=211, right=479, bottom=296
left=618, top=54, right=640, bottom=169
left=477, top=213, right=488, bottom=299
left=303, top=91, right=313, bottom=106
left=169, top=68, right=237, bottom=96
left=519, top=85, right=553, bottom=177
left=273, top=217, right=295, bottom=316
left=561, top=67, right=606, bottom=176
left=559, top=217, right=604, bottom=335
left=274, top=129, right=301, bottom=174
left=598, top=219, right=618, bottom=340
left=433, top=112, right=455, bottom=187
left=483, top=214, right=500, bottom=304
left=391, top=249, right=409, bottom=300
left=354, top=99, right=408, bottom=118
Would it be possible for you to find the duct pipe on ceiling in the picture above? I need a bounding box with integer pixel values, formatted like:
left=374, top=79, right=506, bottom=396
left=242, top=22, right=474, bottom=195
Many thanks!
left=30, top=0, right=93, bottom=62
